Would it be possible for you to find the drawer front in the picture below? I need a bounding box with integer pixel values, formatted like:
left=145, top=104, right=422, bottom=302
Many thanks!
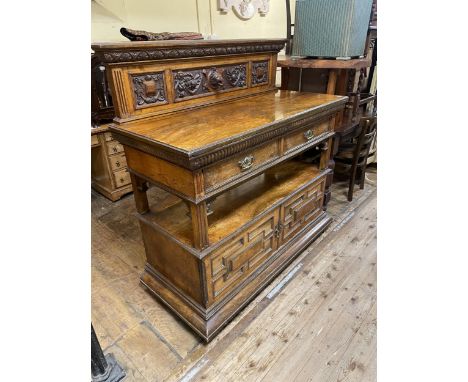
left=106, top=141, right=124, bottom=155
left=280, top=176, right=325, bottom=243
left=284, top=119, right=331, bottom=154
left=112, top=168, right=131, bottom=187
left=109, top=153, right=127, bottom=172
left=205, top=210, right=279, bottom=303
left=204, top=141, right=279, bottom=191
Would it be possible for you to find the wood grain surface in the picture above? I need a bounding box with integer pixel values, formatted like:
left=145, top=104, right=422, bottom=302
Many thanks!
left=277, top=55, right=372, bottom=69
left=114, top=91, right=344, bottom=152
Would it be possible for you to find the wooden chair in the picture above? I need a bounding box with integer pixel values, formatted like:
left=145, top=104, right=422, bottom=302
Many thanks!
left=334, top=115, right=377, bottom=201
left=285, top=0, right=294, bottom=55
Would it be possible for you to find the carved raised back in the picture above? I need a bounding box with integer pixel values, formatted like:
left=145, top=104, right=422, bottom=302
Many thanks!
left=92, top=39, right=286, bottom=123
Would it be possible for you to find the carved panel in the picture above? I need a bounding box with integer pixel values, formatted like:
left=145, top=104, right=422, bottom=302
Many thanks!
left=251, top=61, right=269, bottom=85
left=174, top=71, right=205, bottom=99
left=173, top=63, right=247, bottom=101
left=96, top=42, right=285, bottom=63
left=280, top=178, right=325, bottom=243
left=208, top=211, right=277, bottom=300
left=131, top=72, right=167, bottom=108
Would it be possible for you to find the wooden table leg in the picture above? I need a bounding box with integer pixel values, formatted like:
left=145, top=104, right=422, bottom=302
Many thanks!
left=280, top=67, right=290, bottom=90
left=130, top=173, right=149, bottom=214
left=189, top=202, right=210, bottom=250
left=327, top=69, right=338, bottom=94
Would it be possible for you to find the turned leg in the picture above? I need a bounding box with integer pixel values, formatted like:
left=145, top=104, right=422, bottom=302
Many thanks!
left=130, top=173, right=149, bottom=214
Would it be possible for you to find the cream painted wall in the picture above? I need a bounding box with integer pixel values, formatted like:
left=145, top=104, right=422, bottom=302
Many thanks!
left=91, top=0, right=295, bottom=42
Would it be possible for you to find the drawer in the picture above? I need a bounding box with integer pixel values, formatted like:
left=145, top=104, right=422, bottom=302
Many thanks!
left=91, top=134, right=99, bottom=147
left=106, top=141, right=124, bottom=155
left=109, top=153, right=127, bottom=172
left=112, top=168, right=131, bottom=187
left=204, top=141, right=279, bottom=191
left=284, top=119, right=331, bottom=154
left=104, top=132, right=114, bottom=142
left=280, top=176, right=325, bottom=243
left=205, top=211, right=279, bottom=303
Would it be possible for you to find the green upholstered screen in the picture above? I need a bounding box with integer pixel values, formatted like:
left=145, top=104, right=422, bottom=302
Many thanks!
left=292, top=0, right=373, bottom=58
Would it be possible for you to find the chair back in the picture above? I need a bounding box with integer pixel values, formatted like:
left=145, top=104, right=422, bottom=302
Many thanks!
left=355, top=115, right=377, bottom=166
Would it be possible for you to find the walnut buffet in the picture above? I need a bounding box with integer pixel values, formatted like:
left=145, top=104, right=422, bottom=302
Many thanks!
left=92, top=39, right=347, bottom=341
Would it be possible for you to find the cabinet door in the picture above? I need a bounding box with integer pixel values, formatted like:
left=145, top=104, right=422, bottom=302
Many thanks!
left=280, top=176, right=325, bottom=245
left=205, top=209, right=279, bottom=304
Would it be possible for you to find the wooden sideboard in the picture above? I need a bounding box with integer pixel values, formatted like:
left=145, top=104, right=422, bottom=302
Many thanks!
left=92, top=39, right=347, bottom=341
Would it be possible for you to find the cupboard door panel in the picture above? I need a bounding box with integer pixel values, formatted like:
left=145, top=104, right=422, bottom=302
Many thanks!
left=280, top=176, right=325, bottom=243
left=205, top=210, right=278, bottom=304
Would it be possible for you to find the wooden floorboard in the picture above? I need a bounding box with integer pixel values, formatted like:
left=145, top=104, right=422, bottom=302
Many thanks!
left=92, top=168, right=377, bottom=382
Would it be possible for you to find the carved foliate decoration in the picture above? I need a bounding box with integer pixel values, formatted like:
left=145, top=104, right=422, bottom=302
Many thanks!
left=251, top=61, right=269, bottom=85
left=219, top=0, right=270, bottom=20
left=174, top=71, right=204, bottom=99
left=96, top=42, right=284, bottom=63
left=132, top=72, right=166, bottom=107
left=173, top=63, right=247, bottom=101
left=224, top=65, right=246, bottom=87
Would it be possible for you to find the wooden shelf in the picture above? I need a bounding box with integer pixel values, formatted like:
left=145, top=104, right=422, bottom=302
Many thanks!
left=277, top=55, right=371, bottom=70
left=141, top=159, right=323, bottom=248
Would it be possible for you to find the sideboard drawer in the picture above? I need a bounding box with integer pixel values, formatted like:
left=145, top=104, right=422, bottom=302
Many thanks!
left=204, top=141, right=279, bottom=191
left=109, top=153, right=127, bottom=172
left=284, top=119, right=331, bottom=154
left=113, top=168, right=131, bottom=187
left=106, top=141, right=124, bottom=155
left=205, top=211, right=279, bottom=303
left=280, top=176, right=325, bottom=243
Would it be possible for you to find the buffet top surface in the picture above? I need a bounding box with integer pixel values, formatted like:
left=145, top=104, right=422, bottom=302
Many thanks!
left=110, top=90, right=347, bottom=155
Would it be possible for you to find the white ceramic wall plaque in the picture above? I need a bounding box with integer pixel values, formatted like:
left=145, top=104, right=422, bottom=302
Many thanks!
left=219, top=0, right=270, bottom=20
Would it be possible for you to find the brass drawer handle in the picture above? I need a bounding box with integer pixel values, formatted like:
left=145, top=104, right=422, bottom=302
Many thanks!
left=304, top=129, right=314, bottom=141
left=238, top=155, right=254, bottom=171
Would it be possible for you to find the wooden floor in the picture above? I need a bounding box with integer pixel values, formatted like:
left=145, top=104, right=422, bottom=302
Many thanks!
left=92, top=168, right=377, bottom=382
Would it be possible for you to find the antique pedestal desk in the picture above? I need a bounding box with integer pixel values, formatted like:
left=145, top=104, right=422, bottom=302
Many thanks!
left=92, top=39, right=347, bottom=341
left=91, top=124, right=133, bottom=201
